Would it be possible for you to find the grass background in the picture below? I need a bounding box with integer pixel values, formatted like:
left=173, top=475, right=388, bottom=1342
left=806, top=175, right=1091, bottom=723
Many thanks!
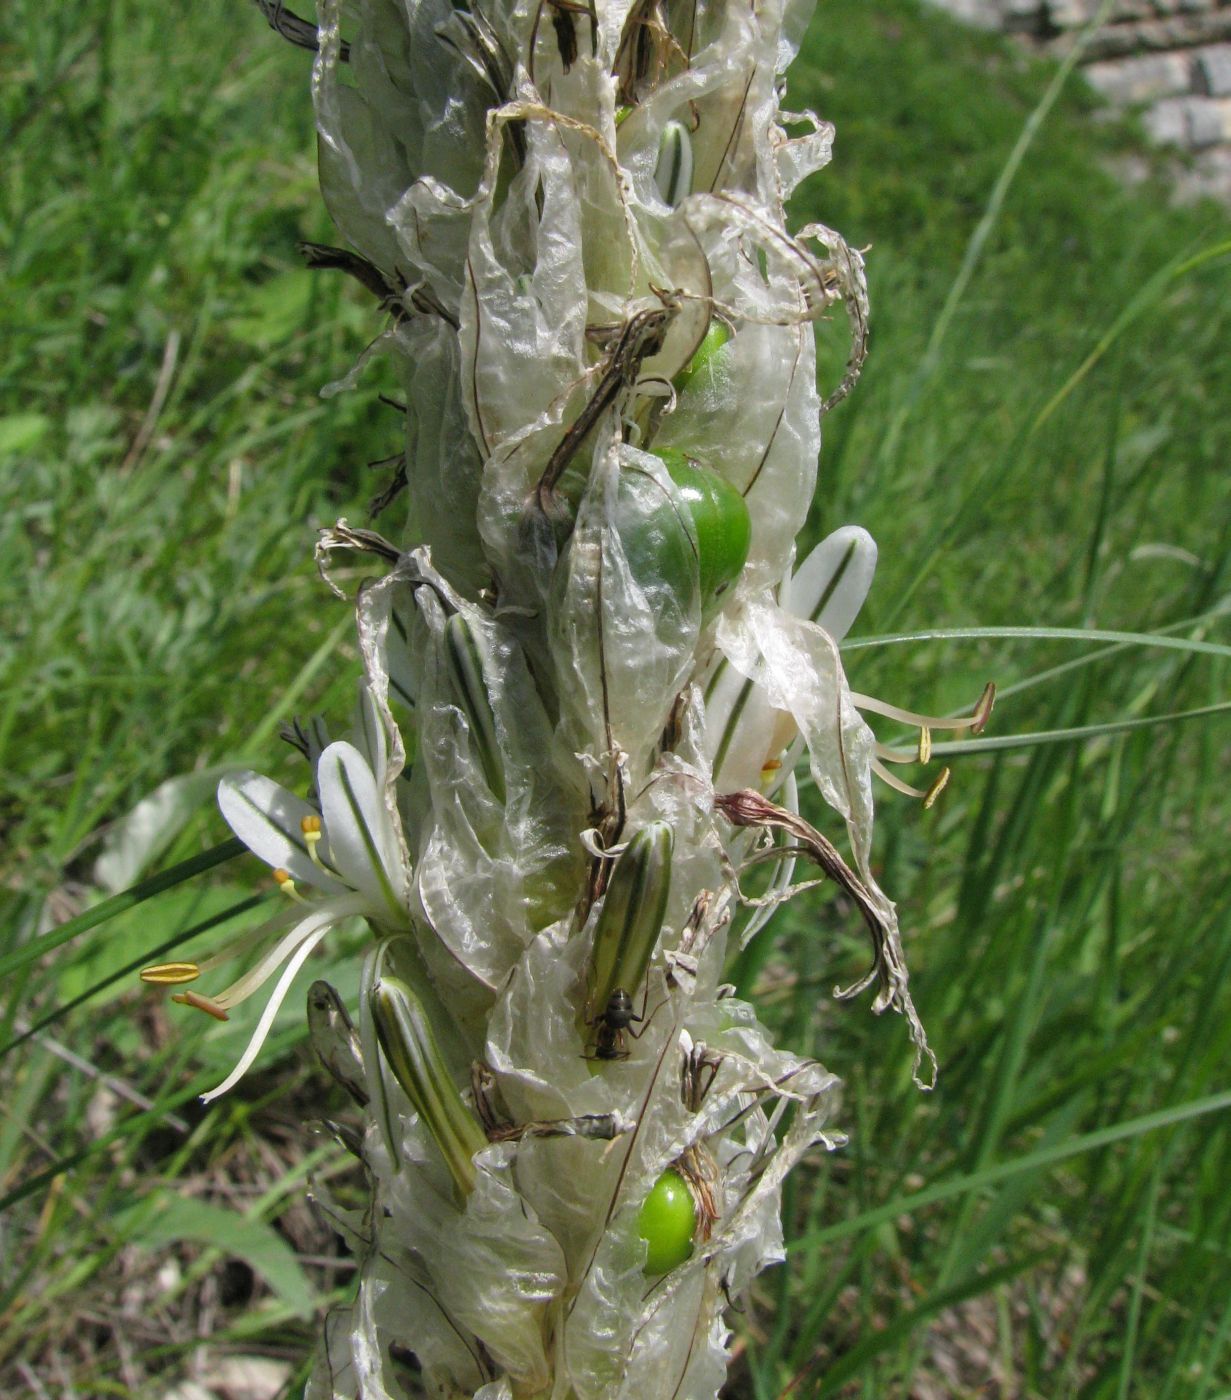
left=2, top=0, right=1230, bottom=1394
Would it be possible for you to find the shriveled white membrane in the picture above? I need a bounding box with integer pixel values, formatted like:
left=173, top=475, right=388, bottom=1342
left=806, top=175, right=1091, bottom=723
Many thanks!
left=189, top=1, right=939, bottom=1397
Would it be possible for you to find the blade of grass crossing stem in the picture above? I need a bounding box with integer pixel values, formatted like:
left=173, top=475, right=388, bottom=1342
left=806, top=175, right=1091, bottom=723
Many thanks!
left=0, top=893, right=269, bottom=1062
left=843, top=626, right=1231, bottom=662
left=931, top=699, right=1231, bottom=758
left=0, top=838, right=244, bottom=980
left=988, top=605, right=1231, bottom=707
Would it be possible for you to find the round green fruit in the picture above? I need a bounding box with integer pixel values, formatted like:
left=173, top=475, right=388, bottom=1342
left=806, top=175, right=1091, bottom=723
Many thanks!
left=653, top=449, right=750, bottom=619
left=638, top=1168, right=697, bottom=1275
left=672, top=319, right=731, bottom=392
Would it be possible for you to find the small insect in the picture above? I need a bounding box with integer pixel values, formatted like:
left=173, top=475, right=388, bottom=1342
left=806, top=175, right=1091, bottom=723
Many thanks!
left=581, top=821, right=674, bottom=1061
left=586, top=985, right=652, bottom=1060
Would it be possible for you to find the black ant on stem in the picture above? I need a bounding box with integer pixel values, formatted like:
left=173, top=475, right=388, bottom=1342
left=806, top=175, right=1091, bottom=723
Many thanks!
left=585, top=982, right=668, bottom=1061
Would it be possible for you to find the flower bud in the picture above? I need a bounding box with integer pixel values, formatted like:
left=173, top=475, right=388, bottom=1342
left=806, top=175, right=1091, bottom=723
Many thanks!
left=653, top=120, right=693, bottom=208
left=444, top=612, right=506, bottom=803
left=587, top=820, right=674, bottom=1019
left=307, top=980, right=368, bottom=1108
left=371, top=971, right=487, bottom=1199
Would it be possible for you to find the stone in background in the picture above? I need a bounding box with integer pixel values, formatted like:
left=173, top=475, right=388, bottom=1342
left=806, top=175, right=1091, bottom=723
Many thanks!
left=925, top=0, right=1231, bottom=201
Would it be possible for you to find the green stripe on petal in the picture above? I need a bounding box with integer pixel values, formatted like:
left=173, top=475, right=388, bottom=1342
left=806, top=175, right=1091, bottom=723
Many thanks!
left=316, top=742, right=408, bottom=920
left=444, top=613, right=506, bottom=804
left=653, top=120, right=693, bottom=208
left=217, top=772, right=347, bottom=895
left=787, top=526, right=877, bottom=641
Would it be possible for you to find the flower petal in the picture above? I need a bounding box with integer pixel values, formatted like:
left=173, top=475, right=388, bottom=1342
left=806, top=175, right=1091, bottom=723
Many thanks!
left=218, top=772, right=347, bottom=896
left=351, top=681, right=389, bottom=790
left=317, top=741, right=408, bottom=919
left=785, top=526, right=877, bottom=641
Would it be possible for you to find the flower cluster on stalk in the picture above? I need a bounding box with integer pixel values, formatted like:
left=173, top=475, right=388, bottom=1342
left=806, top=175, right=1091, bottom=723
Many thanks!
left=144, top=0, right=991, bottom=1394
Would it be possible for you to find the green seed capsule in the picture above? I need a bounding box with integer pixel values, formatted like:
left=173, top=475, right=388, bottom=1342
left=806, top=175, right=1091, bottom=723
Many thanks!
left=671, top=319, right=731, bottom=393
left=638, top=1168, right=696, bottom=1275
left=652, top=449, right=751, bottom=620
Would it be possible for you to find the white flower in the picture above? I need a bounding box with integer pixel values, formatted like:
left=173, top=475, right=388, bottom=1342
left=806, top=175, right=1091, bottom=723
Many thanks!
left=143, top=692, right=411, bottom=1102
left=709, top=524, right=992, bottom=817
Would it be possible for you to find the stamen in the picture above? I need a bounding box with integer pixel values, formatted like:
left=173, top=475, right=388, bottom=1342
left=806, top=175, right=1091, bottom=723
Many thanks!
left=198, top=919, right=336, bottom=1103
left=140, top=962, right=200, bottom=986
left=208, top=896, right=367, bottom=1012
left=851, top=682, right=993, bottom=734
left=273, top=867, right=307, bottom=904
left=171, top=989, right=230, bottom=1021
left=874, top=742, right=921, bottom=766
left=871, top=757, right=929, bottom=799
left=971, top=682, right=996, bottom=734
left=300, top=815, right=327, bottom=872
left=918, top=727, right=932, bottom=764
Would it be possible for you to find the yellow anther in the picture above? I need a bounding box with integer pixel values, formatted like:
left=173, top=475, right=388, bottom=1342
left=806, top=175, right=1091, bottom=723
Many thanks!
left=272, top=868, right=307, bottom=903
left=301, top=814, right=330, bottom=872
left=171, top=989, right=230, bottom=1022
left=922, top=767, right=951, bottom=810
left=917, top=727, right=932, bottom=765
left=140, top=962, right=201, bottom=986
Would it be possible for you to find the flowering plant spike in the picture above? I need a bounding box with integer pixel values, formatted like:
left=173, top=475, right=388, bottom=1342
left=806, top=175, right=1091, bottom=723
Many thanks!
left=142, top=0, right=992, bottom=1392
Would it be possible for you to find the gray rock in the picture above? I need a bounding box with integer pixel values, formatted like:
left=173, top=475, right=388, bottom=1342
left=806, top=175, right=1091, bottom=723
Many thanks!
left=1174, top=145, right=1231, bottom=201
left=1144, top=93, right=1231, bottom=145
left=1144, top=94, right=1192, bottom=144
left=1047, top=0, right=1152, bottom=27
left=1084, top=52, right=1192, bottom=102
left=1188, top=93, right=1231, bottom=143
left=1195, top=42, right=1231, bottom=94
left=1071, top=11, right=1231, bottom=61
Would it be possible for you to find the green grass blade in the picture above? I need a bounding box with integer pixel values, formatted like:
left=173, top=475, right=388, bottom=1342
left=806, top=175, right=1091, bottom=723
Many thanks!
left=0, top=893, right=268, bottom=1063
left=0, top=839, right=245, bottom=980
left=792, top=1090, right=1231, bottom=1252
